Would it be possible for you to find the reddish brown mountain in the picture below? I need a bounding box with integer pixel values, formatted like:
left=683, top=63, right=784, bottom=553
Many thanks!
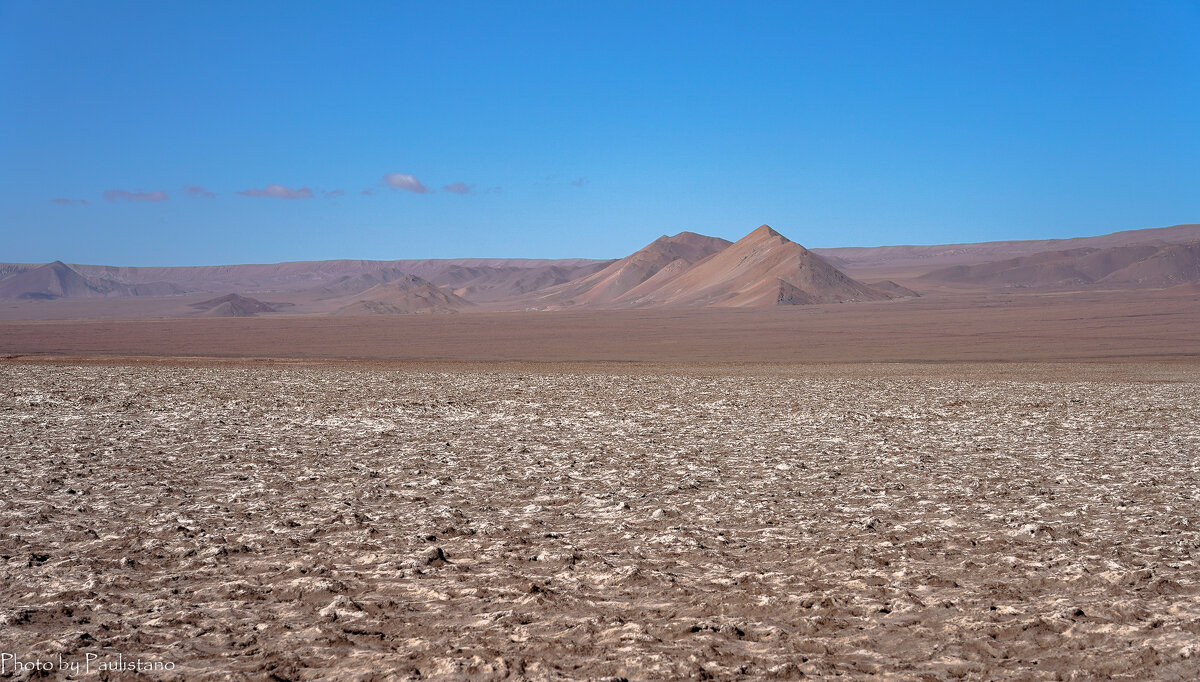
left=618, top=225, right=897, bottom=307
left=525, top=232, right=732, bottom=308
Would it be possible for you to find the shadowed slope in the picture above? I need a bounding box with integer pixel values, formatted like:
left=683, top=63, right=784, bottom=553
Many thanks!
left=317, top=267, right=413, bottom=297
left=1101, top=242, right=1200, bottom=286
left=429, top=262, right=612, bottom=302
left=815, top=223, right=1200, bottom=275
left=921, top=242, right=1200, bottom=289
left=190, top=294, right=286, bottom=317
left=0, top=261, right=101, bottom=299
left=526, top=232, right=732, bottom=308
left=332, top=275, right=473, bottom=315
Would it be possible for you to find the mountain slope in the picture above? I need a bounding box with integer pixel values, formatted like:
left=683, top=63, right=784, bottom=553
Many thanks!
left=317, top=267, right=413, bottom=297
left=332, top=275, right=473, bottom=314
left=621, top=225, right=896, bottom=307
left=1100, top=242, right=1200, bottom=286
left=428, top=262, right=612, bottom=302
left=0, top=261, right=102, bottom=299
left=190, top=294, right=286, bottom=317
left=526, top=232, right=732, bottom=308
left=70, top=258, right=611, bottom=296
left=814, top=223, right=1200, bottom=277
left=919, top=242, right=1200, bottom=289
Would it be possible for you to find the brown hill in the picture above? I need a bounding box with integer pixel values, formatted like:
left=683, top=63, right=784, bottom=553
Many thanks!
left=526, top=232, right=732, bottom=308
left=618, top=225, right=897, bottom=307
left=815, top=223, right=1200, bottom=280
left=428, top=262, right=612, bottom=303
left=0, top=261, right=102, bottom=299
left=190, top=294, right=286, bottom=317
left=70, top=258, right=610, bottom=297
left=866, top=280, right=920, bottom=298
left=920, top=242, right=1200, bottom=289
left=318, top=267, right=413, bottom=297
left=920, top=248, right=1104, bottom=288
left=1099, top=242, right=1200, bottom=286
left=332, top=275, right=473, bottom=315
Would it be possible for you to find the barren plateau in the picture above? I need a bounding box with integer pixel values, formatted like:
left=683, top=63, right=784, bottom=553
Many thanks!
left=2, top=359, right=1199, bottom=679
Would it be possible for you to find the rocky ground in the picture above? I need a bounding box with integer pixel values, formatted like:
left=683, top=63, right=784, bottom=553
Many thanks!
left=1, top=360, right=1199, bottom=680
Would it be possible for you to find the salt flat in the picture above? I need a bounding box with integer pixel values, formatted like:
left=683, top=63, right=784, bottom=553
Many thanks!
left=2, top=360, right=1199, bottom=679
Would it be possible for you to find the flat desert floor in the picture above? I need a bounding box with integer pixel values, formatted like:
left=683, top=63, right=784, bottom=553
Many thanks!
left=2, top=288, right=1199, bottom=363
left=2, top=358, right=1199, bottom=680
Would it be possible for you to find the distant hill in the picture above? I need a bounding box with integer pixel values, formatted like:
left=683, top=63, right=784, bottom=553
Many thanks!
left=190, top=294, right=290, bottom=317
left=317, top=266, right=414, bottom=297
left=0, top=261, right=100, bottom=299
left=426, top=262, right=612, bottom=302
left=920, top=241, right=1200, bottom=289
left=67, top=258, right=611, bottom=296
left=332, top=275, right=474, bottom=314
left=1099, top=242, right=1200, bottom=287
left=0, top=261, right=185, bottom=299
left=814, top=223, right=1200, bottom=274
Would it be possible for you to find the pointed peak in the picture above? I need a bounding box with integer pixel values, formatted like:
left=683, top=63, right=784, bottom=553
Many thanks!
left=738, top=224, right=788, bottom=244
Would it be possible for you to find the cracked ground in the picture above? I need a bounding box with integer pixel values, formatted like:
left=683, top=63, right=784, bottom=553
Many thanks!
left=2, top=360, right=1199, bottom=680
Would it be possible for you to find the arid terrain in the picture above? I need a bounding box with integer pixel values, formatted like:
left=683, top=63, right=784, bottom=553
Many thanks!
left=3, top=223, right=1199, bottom=321
left=2, top=358, right=1199, bottom=680
left=2, top=223, right=1199, bottom=679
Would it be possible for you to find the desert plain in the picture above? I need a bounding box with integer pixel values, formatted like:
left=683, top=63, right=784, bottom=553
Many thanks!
left=1, top=357, right=1199, bottom=680
left=2, top=224, right=1200, bottom=680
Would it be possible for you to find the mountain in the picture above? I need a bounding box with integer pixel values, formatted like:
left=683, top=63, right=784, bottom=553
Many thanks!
left=527, top=232, right=732, bottom=308
left=919, top=242, right=1200, bottom=289
left=332, top=275, right=474, bottom=315
left=814, top=223, right=1200, bottom=279
left=0, top=261, right=103, bottom=299
left=616, top=225, right=897, bottom=307
left=1098, top=242, right=1200, bottom=287
left=70, top=258, right=611, bottom=296
left=317, top=266, right=414, bottom=297
left=424, top=262, right=612, bottom=302
left=190, top=294, right=288, bottom=317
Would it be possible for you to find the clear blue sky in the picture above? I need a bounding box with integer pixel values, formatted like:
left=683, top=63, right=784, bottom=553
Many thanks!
left=2, top=1, right=1198, bottom=266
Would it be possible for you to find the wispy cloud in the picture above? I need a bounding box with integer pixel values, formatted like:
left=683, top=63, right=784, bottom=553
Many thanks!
left=382, top=173, right=430, bottom=194
left=236, top=184, right=313, bottom=199
left=442, top=182, right=474, bottom=195
left=323, top=189, right=345, bottom=199
left=184, top=184, right=216, bottom=199
left=360, top=188, right=376, bottom=196
left=104, top=189, right=169, bottom=202
left=50, top=198, right=88, bottom=206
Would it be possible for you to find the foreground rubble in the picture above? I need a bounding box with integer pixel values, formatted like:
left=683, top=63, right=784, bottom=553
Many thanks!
left=1, top=361, right=1198, bottom=679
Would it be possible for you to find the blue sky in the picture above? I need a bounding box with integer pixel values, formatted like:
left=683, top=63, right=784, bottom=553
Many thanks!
left=2, top=1, right=1198, bottom=265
